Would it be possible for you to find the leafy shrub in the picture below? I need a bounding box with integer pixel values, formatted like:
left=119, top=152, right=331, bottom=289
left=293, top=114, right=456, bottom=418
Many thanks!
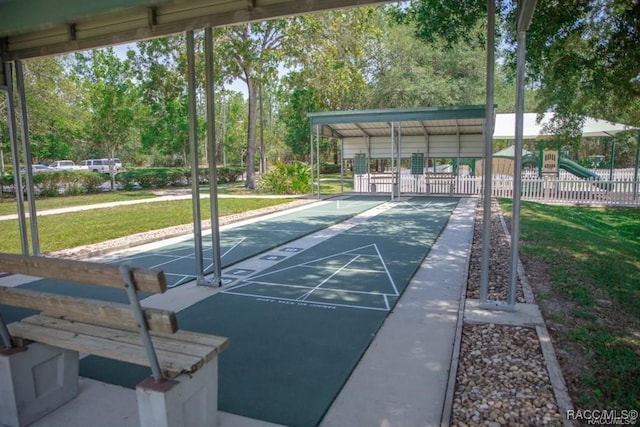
left=0, top=173, right=14, bottom=186
left=257, top=162, right=310, bottom=194
left=117, top=168, right=187, bottom=189
left=320, top=163, right=341, bottom=174
left=78, top=171, right=106, bottom=193
left=216, top=166, right=245, bottom=184
left=32, top=172, right=61, bottom=197
left=193, top=167, right=244, bottom=185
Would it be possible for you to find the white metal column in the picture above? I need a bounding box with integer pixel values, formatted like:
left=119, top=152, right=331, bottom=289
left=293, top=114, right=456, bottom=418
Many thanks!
left=480, top=0, right=496, bottom=307
left=15, top=60, right=40, bottom=255
left=204, top=27, right=222, bottom=286
left=186, top=30, right=205, bottom=284
left=2, top=61, right=29, bottom=255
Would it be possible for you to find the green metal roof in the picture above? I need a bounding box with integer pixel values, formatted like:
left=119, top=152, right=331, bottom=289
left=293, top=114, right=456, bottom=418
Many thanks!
left=0, top=0, right=389, bottom=60
left=308, top=105, right=490, bottom=139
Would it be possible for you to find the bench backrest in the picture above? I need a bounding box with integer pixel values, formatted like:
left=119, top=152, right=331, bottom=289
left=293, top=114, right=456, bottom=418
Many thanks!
left=0, top=253, right=167, bottom=292
left=0, top=252, right=177, bottom=334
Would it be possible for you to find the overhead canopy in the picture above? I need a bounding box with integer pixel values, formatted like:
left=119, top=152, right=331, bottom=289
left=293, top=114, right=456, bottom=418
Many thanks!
left=493, top=112, right=636, bottom=139
left=0, top=0, right=389, bottom=60
left=493, top=145, right=532, bottom=158
left=308, top=105, right=490, bottom=159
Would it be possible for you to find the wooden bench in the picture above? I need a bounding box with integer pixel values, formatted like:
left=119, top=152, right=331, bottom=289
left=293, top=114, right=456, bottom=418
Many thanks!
left=0, top=252, right=228, bottom=427
left=425, top=173, right=456, bottom=195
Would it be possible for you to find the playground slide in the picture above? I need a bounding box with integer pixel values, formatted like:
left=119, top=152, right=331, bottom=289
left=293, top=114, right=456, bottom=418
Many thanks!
left=558, top=158, right=601, bottom=180
left=558, top=158, right=612, bottom=190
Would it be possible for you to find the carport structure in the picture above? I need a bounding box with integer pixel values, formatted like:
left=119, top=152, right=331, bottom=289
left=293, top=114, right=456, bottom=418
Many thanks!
left=308, top=105, right=489, bottom=199
left=0, top=0, right=540, bottom=311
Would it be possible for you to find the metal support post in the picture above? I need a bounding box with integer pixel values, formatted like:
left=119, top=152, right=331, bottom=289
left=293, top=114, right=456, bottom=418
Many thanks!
left=120, top=265, right=163, bottom=381
left=186, top=30, right=205, bottom=284
left=316, top=126, right=320, bottom=198
left=204, top=27, right=222, bottom=286
left=479, top=0, right=496, bottom=306
left=3, top=62, right=28, bottom=255
left=507, top=29, right=528, bottom=310
left=15, top=60, right=40, bottom=255
left=310, top=124, right=314, bottom=197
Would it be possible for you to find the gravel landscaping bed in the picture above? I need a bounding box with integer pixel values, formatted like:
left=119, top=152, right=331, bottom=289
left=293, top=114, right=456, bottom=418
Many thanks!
left=451, top=200, right=565, bottom=427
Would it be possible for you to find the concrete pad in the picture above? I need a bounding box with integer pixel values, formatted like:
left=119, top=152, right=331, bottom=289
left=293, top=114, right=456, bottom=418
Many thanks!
left=218, top=413, right=285, bottom=427
left=464, top=299, right=545, bottom=327
left=29, top=378, right=139, bottom=427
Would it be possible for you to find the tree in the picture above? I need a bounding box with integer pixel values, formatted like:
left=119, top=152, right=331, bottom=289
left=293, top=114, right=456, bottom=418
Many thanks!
left=17, top=56, right=84, bottom=163
left=134, top=36, right=192, bottom=166
left=510, top=1, right=640, bottom=128
left=214, top=21, right=289, bottom=189
left=278, top=82, right=317, bottom=159
left=365, top=14, right=486, bottom=108
left=216, top=90, right=247, bottom=167
left=72, top=48, right=140, bottom=188
left=280, top=8, right=381, bottom=163
left=393, top=0, right=640, bottom=130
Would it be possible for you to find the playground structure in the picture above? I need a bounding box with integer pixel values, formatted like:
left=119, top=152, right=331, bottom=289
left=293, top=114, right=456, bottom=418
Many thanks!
left=349, top=145, right=637, bottom=205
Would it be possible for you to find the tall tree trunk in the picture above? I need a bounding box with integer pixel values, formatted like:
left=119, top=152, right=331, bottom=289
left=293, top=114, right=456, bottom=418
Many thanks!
left=245, top=78, right=258, bottom=189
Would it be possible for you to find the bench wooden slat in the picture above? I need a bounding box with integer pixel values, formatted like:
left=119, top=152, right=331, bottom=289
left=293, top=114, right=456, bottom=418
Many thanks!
left=21, top=315, right=226, bottom=365
left=0, top=253, right=167, bottom=293
left=0, top=287, right=178, bottom=334
left=8, top=318, right=204, bottom=378
left=150, top=328, right=230, bottom=354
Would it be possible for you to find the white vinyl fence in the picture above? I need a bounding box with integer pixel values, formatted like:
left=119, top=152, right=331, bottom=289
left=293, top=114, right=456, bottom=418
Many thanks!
left=353, top=170, right=640, bottom=206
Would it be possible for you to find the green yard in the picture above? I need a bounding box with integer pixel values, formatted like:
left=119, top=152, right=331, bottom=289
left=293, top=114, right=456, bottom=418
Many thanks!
left=500, top=199, right=640, bottom=412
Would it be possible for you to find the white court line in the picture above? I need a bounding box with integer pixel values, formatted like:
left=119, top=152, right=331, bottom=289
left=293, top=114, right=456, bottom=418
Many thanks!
left=224, top=244, right=400, bottom=311
left=165, top=273, right=196, bottom=288
left=147, top=252, right=197, bottom=270
left=374, top=244, right=399, bottom=296
left=248, top=244, right=389, bottom=281
left=222, top=289, right=390, bottom=312
left=296, top=255, right=362, bottom=302
left=298, top=264, right=385, bottom=274
left=240, top=279, right=395, bottom=297
left=221, top=237, right=246, bottom=258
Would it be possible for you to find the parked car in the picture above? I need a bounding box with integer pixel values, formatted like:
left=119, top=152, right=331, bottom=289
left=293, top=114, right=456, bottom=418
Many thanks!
left=20, top=164, right=54, bottom=174
left=79, top=158, right=122, bottom=174
left=50, top=160, right=81, bottom=171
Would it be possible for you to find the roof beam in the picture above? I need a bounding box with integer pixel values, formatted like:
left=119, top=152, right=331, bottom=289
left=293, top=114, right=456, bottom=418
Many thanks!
left=354, top=123, right=371, bottom=137
left=309, top=105, right=486, bottom=126
left=517, top=0, right=538, bottom=32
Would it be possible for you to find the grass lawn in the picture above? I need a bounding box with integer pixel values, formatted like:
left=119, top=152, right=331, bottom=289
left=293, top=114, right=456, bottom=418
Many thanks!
left=499, top=199, right=640, bottom=412
left=0, top=197, right=293, bottom=253
left=317, top=173, right=354, bottom=195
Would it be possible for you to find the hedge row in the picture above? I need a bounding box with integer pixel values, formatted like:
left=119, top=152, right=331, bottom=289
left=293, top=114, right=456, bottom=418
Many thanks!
left=0, top=166, right=245, bottom=196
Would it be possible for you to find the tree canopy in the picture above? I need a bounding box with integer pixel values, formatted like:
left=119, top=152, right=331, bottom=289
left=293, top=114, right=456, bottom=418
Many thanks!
left=2, top=3, right=638, bottom=174
left=393, top=0, right=640, bottom=130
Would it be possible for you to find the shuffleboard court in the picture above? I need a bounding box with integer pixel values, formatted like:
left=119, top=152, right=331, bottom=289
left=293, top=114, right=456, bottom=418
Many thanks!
left=172, top=196, right=460, bottom=426
left=101, top=196, right=385, bottom=287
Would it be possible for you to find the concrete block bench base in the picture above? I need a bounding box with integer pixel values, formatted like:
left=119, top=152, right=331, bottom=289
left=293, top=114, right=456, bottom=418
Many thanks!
left=0, top=343, right=79, bottom=427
